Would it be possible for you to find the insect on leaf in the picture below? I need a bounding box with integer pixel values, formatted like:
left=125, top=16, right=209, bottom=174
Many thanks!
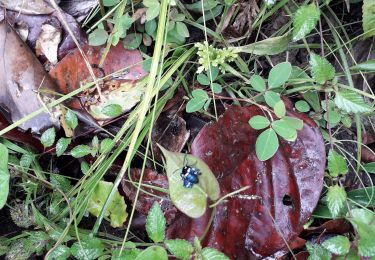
left=158, top=145, right=220, bottom=218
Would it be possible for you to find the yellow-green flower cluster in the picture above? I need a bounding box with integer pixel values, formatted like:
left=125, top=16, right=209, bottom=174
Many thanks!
left=195, top=41, right=239, bottom=73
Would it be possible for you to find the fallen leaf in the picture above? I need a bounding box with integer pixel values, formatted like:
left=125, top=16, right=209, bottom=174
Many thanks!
left=49, top=43, right=147, bottom=121
left=59, top=0, right=97, bottom=22
left=0, top=0, right=54, bottom=15
left=35, top=23, right=61, bottom=64
left=166, top=99, right=326, bottom=258
left=0, top=21, right=59, bottom=134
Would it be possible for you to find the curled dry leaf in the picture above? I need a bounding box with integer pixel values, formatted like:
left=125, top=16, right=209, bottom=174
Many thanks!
left=49, top=44, right=147, bottom=121
left=166, top=100, right=326, bottom=258
left=121, top=168, right=177, bottom=224
left=0, top=21, right=59, bottom=134
left=0, top=9, right=86, bottom=61
left=0, top=0, right=54, bottom=15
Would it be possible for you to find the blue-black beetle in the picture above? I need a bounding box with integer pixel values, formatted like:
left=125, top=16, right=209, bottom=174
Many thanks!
left=180, top=165, right=201, bottom=188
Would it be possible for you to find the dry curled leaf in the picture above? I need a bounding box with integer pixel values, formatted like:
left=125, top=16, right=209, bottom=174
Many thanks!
left=35, top=23, right=61, bottom=64
left=166, top=100, right=326, bottom=258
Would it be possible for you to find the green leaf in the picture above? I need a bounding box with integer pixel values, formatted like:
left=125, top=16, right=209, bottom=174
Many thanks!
left=240, top=33, right=291, bottom=56
left=351, top=59, right=375, bottom=71
left=326, top=185, right=347, bottom=218
left=176, top=22, right=189, bottom=38
left=101, top=104, right=123, bottom=117
left=46, top=245, right=71, bottom=260
left=0, top=144, right=9, bottom=209
left=334, top=90, right=372, bottom=114
left=186, top=89, right=209, bottom=113
left=250, top=75, right=266, bottom=92
left=207, top=67, right=219, bottom=81
left=303, top=90, right=321, bottom=112
left=144, top=0, right=160, bottom=21
left=89, top=28, right=108, bottom=46
left=50, top=174, right=72, bottom=193
left=41, top=127, right=56, bottom=148
left=91, top=136, right=99, bottom=157
left=295, top=100, right=310, bottom=112
left=112, top=246, right=140, bottom=260
left=264, top=91, right=281, bottom=108
left=56, top=138, right=71, bottom=157
left=158, top=145, right=220, bottom=218
left=70, top=145, right=92, bottom=158
left=292, top=4, right=320, bottom=41
left=327, top=150, right=348, bottom=177
left=306, top=242, right=332, bottom=260
left=248, top=115, right=270, bottom=130
left=71, top=238, right=105, bottom=260
left=134, top=246, right=167, bottom=260
left=347, top=209, right=375, bottom=257
left=145, top=19, right=157, bottom=36
left=197, top=73, right=210, bottom=85
left=322, top=235, right=350, bottom=255
left=347, top=187, right=375, bottom=207
left=211, top=83, right=222, bottom=94
left=268, top=62, right=292, bottom=89
left=309, top=53, right=335, bottom=84
left=20, top=153, right=34, bottom=168
left=146, top=203, right=166, bottom=243
left=103, top=0, right=120, bottom=6
left=324, top=109, right=342, bottom=126
left=81, top=161, right=90, bottom=175
left=123, top=33, right=142, bottom=50
left=363, top=0, right=375, bottom=39
left=100, top=138, right=114, bottom=154
left=283, top=116, right=304, bottom=130
left=201, top=247, right=229, bottom=260
left=165, top=239, right=193, bottom=260
left=255, top=128, right=279, bottom=161
left=88, top=181, right=128, bottom=228
left=363, top=162, right=375, bottom=173
left=272, top=119, right=297, bottom=142
left=274, top=100, right=286, bottom=118
left=65, top=110, right=78, bottom=130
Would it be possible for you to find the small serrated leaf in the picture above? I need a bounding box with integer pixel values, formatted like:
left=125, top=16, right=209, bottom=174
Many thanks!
left=71, top=238, right=105, bottom=260
left=327, top=185, right=346, bottom=218
left=41, top=128, right=56, bottom=148
left=146, top=202, right=166, bottom=243
left=292, top=4, right=320, bottom=41
left=327, top=150, right=348, bottom=177
left=165, top=239, right=193, bottom=260
left=20, top=153, right=34, bottom=168
left=100, top=138, right=114, bottom=154
left=201, top=247, right=229, bottom=260
left=309, top=53, right=335, bottom=84
left=70, top=145, right=92, bottom=158
left=65, top=110, right=78, bottom=130
left=56, top=138, right=71, bottom=157
left=334, top=90, right=372, bottom=114
left=322, top=235, right=350, bottom=255
left=102, top=104, right=123, bottom=118
left=363, top=0, right=375, bottom=39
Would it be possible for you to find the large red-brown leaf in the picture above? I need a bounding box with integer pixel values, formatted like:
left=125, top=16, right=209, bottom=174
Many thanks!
left=166, top=101, right=326, bottom=259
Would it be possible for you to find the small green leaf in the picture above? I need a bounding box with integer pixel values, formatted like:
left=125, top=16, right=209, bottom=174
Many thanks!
left=240, top=33, right=291, bottom=56
left=327, top=150, right=348, bottom=177
left=70, top=145, right=92, bottom=158
left=306, top=242, right=332, bottom=260
left=146, top=203, right=166, bottom=243
left=295, top=100, right=310, bottom=112
left=0, top=144, right=9, bottom=209
left=65, top=110, right=78, bottom=130
left=135, top=246, right=168, bottom=260
left=272, top=119, right=297, bottom=142
left=334, top=90, right=372, bottom=114
left=103, top=0, right=120, bottom=6
left=268, top=62, right=292, bottom=89
left=250, top=75, right=266, bottom=92
left=71, top=238, right=105, bottom=260
left=324, top=110, right=341, bottom=126
left=89, top=28, right=108, bottom=46
left=327, top=185, right=347, bottom=218
left=56, top=138, right=71, bottom=157
left=144, top=0, right=160, bottom=21
left=46, top=245, right=71, bottom=260
left=211, top=83, right=222, bottom=94
left=248, top=115, right=270, bottom=130
left=292, top=4, right=321, bottom=41
left=81, top=161, right=90, bottom=175
left=100, top=138, right=114, bottom=154
left=255, top=128, right=279, bottom=161
left=176, top=22, right=189, bottom=38
left=309, top=53, right=335, bottom=84
left=20, top=153, right=34, bottom=168
left=186, top=89, right=209, bottom=113
left=50, top=174, right=72, bottom=193
left=341, top=115, right=352, bottom=128
left=123, top=33, right=142, bottom=49
left=41, top=127, right=56, bottom=148
left=201, top=247, right=229, bottom=260
left=145, top=19, right=157, bottom=36
left=197, top=73, right=210, bottom=85
left=102, top=104, right=123, bottom=117
left=363, top=162, right=375, bottom=173
left=165, top=239, right=193, bottom=260
left=158, top=145, right=220, bottom=218
left=88, top=181, right=128, bottom=228
left=264, top=91, right=281, bottom=108
left=363, top=0, right=375, bottom=39
left=322, top=235, right=350, bottom=255
left=207, top=67, right=219, bottom=81
left=283, top=116, right=304, bottom=130
left=274, top=100, right=286, bottom=118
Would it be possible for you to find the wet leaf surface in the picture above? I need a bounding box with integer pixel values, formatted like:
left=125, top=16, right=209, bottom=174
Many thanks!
left=166, top=100, right=326, bottom=258
left=0, top=21, right=59, bottom=134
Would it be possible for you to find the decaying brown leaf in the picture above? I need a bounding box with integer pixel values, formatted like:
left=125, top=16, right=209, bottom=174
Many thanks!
left=0, top=21, right=59, bottom=133
left=0, top=0, right=54, bottom=15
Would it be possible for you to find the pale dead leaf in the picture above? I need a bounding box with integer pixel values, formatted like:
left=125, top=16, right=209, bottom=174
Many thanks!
left=0, top=0, right=54, bottom=15
left=35, top=23, right=61, bottom=64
